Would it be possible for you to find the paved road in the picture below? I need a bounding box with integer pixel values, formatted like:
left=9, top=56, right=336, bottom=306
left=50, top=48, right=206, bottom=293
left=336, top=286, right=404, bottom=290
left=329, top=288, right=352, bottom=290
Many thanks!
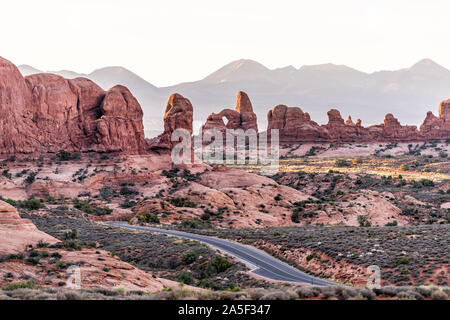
left=104, top=222, right=337, bottom=286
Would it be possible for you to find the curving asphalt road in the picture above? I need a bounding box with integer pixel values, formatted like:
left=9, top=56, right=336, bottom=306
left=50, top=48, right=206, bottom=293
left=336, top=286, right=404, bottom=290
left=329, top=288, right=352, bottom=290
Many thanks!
left=103, top=221, right=337, bottom=286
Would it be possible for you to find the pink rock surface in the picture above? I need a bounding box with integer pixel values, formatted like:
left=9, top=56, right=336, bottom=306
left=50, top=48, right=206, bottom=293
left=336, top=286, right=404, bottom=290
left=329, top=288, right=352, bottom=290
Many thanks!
left=0, top=200, right=58, bottom=256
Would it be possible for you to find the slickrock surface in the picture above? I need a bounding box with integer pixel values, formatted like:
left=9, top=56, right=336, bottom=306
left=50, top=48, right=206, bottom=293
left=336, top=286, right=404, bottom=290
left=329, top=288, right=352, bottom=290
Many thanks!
left=0, top=201, right=58, bottom=256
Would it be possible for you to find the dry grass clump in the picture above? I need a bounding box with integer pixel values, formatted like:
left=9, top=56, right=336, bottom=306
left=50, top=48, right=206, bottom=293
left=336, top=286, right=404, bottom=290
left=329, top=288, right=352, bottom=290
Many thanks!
left=0, top=285, right=447, bottom=300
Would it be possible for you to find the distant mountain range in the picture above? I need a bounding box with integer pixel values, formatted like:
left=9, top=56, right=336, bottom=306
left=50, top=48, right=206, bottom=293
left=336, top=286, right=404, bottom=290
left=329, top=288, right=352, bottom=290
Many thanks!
left=19, top=58, right=450, bottom=137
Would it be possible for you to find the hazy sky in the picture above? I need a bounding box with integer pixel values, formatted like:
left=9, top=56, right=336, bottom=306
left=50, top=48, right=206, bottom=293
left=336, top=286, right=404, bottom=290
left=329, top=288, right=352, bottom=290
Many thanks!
left=2, top=0, right=450, bottom=86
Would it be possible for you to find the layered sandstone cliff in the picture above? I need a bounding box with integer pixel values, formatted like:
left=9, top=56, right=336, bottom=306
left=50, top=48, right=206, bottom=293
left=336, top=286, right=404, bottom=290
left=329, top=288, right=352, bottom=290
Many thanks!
left=0, top=57, right=147, bottom=154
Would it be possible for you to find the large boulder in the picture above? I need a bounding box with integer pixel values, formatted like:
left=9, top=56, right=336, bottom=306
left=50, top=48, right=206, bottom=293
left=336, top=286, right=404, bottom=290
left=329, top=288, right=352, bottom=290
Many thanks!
left=0, top=56, right=148, bottom=154
left=0, top=200, right=58, bottom=256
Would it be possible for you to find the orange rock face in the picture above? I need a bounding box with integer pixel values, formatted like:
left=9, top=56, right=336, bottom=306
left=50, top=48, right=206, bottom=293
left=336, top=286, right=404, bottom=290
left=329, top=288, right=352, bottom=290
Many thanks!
left=0, top=57, right=148, bottom=154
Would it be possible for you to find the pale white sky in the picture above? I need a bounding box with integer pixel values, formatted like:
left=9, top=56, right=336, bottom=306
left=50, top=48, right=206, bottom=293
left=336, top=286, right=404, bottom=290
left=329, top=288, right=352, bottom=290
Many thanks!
left=2, top=0, right=449, bottom=86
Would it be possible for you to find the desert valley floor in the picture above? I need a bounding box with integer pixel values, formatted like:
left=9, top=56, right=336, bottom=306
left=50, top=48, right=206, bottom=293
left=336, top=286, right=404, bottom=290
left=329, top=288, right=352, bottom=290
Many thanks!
left=0, top=141, right=448, bottom=300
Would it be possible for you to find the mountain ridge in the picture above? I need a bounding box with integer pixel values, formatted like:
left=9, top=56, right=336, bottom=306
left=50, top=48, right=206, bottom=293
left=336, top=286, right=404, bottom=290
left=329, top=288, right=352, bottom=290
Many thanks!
left=17, top=58, right=450, bottom=136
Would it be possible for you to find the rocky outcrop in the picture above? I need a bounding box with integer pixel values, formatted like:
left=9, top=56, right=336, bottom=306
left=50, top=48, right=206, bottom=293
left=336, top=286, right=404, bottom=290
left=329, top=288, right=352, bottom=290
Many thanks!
left=0, top=200, right=58, bottom=256
left=267, top=105, right=328, bottom=142
left=201, top=91, right=258, bottom=136
left=324, top=109, right=370, bottom=142
left=367, top=114, right=418, bottom=142
left=268, top=100, right=450, bottom=143
left=149, top=93, right=194, bottom=151
left=0, top=57, right=148, bottom=154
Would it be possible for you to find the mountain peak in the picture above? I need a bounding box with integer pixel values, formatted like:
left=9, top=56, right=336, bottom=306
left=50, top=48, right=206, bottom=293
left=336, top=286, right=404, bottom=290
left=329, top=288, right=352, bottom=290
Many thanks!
left=409, top=58, right=448, bottom=73
left=203, top=59, right=270, bottom=82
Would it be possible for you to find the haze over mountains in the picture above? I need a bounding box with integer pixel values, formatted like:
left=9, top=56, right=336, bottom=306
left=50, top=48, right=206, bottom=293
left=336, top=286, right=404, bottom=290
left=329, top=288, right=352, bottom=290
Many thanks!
left=19, top=58, right=450, bottom=137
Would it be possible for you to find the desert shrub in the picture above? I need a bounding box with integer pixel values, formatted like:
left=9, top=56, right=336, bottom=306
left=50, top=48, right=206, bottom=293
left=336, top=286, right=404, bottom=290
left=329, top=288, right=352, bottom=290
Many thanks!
left=431, top=289, right=448, bottom=300
left=206, top=256, right=232, bottom=275
left=197, top=279, right=223, bottom=290
left=64, top=229, right=77, bottom=240
left=138, top=212, right=160, bottom=224
left=352, top=158, right=363, bottom=165
left=2, top=280, right=36, bottom=291
left=176, top=271, right=194, bottom=285
left=25, top=172, right=37, bottom=184
left=200, top=212, right=211, bottom=221
left=182, top=250, right=199, bottom=265
left=120, top=199, right=137, bottom=209
left=119, top=186, right=139, bottom=197
left=179, top=219, right=211, bottom=229
left=57, top=150, right=72, bottom=161
left=335, top=159, right=351, bottom=167
left=385, top=220, right=398, bottom=227
left=2, top=169, right=12, bottom=179
left=295, top=286, right=320, bottom=298
left=394, top=257, right=411, bottom=265
left=169, top=198, right=197, bottom=208
left=419, top=179, right=434, bottom=187
left=73, top=199, right=112, bottom=216
left=99, top=187, right=115, bottom=200
left=260, top=291, right=291, bottom=300
left=20, top=198, right=45, bottom=210
left=291, top=211, right=300, bottom=223
left=357, top=215, right=371, bottom=227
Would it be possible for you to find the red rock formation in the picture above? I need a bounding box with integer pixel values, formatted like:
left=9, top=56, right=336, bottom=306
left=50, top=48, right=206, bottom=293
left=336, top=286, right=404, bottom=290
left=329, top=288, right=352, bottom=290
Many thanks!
left=201, top=91, right=258, bottom=135
left=268, top=102, right=450, bottom=143
left=267, top=105, right=328, bottom=142
left=149, top=93, right=193, bottom=151
left=324, top=109, right=364, bottom=142
left=0, top=57, right=148, bottom=154
left=419, top=100, right=450, bottom=139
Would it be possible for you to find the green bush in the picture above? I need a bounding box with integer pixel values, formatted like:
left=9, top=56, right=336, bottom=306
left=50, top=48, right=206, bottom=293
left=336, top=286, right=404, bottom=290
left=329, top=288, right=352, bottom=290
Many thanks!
left=291, top=211, right=300, bottom=223
left=73, top=199, right=112, bottom=216
left=394, top=257, right=411, bottom=265
left=2, top=280, right=36, bottom=291
left=120, top=186, right=139, bottom=197
left=176, top=271, right=194, bottom=285
left=200, top=212, right=211, bottom=221
left=138, top=212, right=160, bottom=224
left=182, top=250, right=198, bottom=265
left=306, top=253, right=316, bottom=262
left=357, top=215, right=371, bottom=227
left=207, top=255, right=232, bottom=275
left=169, top=198, right=197, bottom=208
left=25, top=172, right=37, bottom=184
left=179, top=219, right=211, bottom=229
left=20, top=198, right=45, bottom=210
